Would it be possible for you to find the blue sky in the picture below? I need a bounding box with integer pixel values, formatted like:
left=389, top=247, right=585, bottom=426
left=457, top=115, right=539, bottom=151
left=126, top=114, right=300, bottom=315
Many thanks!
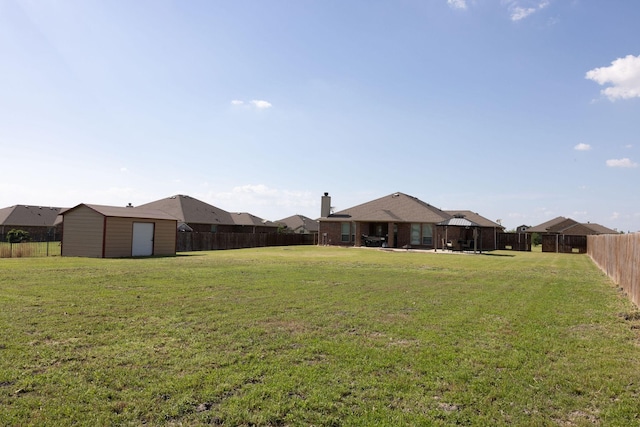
left=1, top=0, right=639, bottom=232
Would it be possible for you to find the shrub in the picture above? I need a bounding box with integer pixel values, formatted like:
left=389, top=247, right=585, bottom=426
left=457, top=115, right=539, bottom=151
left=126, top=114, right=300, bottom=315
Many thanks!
left=6, top=229, right=31, bottom=243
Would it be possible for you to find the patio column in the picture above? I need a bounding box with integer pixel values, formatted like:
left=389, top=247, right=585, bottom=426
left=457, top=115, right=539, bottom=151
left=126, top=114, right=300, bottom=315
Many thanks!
left=354, top=222, right=361, bottom=247
left=387, top=222, right=395, bottom=248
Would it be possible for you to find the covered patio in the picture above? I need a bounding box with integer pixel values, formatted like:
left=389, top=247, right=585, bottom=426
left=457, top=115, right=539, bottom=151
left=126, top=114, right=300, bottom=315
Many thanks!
left=438, top=216, right=482, bottom=253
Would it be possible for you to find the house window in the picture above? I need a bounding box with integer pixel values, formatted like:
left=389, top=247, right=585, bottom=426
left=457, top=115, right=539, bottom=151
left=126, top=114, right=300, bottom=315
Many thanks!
left=211, top=225, right=218, bottom=233
left=341, top=222, right=351, bottom=242
left=410, top=224, right=421, bottom=245
left=411, top=224, right=433, bottom=245
left=422, top=224, right=433, bottom=245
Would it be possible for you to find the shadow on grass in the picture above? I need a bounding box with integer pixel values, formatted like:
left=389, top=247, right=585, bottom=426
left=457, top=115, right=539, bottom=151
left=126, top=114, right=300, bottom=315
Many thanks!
left=481, top=252, right=516, bottom=257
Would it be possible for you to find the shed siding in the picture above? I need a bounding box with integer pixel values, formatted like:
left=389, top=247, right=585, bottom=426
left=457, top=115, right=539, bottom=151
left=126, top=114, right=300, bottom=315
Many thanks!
left=61, top=206, right=104, bottom=257
left=154, top=220, right=177, bottom=255
left=104, top=218, right=136, bottom=258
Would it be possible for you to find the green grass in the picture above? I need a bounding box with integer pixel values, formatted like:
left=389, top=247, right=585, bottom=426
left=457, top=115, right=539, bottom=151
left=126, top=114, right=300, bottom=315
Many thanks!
left=1, top=246, right=640, bottom=426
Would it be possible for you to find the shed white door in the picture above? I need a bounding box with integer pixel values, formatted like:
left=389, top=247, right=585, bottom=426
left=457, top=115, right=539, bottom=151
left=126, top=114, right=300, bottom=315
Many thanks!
left=132, top=222, right=154, bottom=256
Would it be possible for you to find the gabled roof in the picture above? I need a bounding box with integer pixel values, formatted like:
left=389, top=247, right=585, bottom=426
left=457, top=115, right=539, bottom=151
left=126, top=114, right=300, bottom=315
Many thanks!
left=444, top=210, right=503, bottom=228
left=546, top=218, right=581, bottom=233
left=276, top=214, right=319, bottom=232
left=321, top=192, right=451, bottom=223
left=526, top=216, right=569, bottom=233
left=231, top=212, right=278, bottom=227
left=527, top=216, right=618, bottom=235
left=0, top=205, right=63, bottom=227
left=137, top=195, right=235, bottom=225
left=582, top=223, right=618, bottom=235
left=62, top=204, right=177, bottom=221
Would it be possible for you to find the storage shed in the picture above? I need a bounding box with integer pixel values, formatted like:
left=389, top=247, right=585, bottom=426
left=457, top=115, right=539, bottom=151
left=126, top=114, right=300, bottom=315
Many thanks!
left=61, top=204, right=178, bottom=258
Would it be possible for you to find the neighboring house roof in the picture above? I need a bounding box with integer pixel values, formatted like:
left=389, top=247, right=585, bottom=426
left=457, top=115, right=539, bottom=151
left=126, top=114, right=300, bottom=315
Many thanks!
left=137, top=195, right=236, bottom=225
left=276, top=215, right=319, bottom=232
left=546, top=218, right=581, bottom=233
left=231, top=212, right=278, bottom=228
left=583, top=223, right=618, bottom=235
left=526, top=216, right=569, bottom=234
left=527, top=216, right=618, bottom=235
left=0, top=205, right=63, bottom=227
left=444, top=210, right=503, bottom=228
left=62, top=204, right=178, bottom=221
left=321, top=192, right=451, bottom=223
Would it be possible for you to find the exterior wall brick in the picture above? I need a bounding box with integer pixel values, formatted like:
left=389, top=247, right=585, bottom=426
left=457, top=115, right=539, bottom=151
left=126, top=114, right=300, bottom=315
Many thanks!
left=319, top=221, right=351, bottom=246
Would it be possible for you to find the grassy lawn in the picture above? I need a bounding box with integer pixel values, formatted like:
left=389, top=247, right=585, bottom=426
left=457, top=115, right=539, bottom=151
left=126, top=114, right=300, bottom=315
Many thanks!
left=1, top=246, right=640, bottom=426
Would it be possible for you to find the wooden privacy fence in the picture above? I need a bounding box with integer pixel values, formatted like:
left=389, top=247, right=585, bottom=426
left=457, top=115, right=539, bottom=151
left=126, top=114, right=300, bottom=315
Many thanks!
left=587, top=233, right=640, bottom=307
left=496, top=233, right=531, bottom=251
left=176, top=232, right=316, bottom=252
left=542, top=234, right=587, bottom=253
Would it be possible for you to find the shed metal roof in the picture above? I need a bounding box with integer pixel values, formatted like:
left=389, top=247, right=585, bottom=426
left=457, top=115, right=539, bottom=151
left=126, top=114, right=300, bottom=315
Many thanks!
left=438, top=217, right=480, bottom=227
left=62, top=204, right=178, bottom=221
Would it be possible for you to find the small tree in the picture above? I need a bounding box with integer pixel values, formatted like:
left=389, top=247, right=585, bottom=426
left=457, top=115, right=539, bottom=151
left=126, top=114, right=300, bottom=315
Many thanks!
left=7, top=229, right=31, bottom=243
left=531, top=232, right=542, bottom=246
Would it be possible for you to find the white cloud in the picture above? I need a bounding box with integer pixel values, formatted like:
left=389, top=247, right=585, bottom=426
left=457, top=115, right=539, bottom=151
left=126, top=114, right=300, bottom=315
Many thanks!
left=250, top=100, right=273, bottom=109
left=506, top=0, right=550, bottom=21
left=447, top=0, right=467, bottom=10
left=209, top=184, right=317, bottom=220
left=585, top=55, right=640, bottom=101
left=574, top=143, right=591, bottom=151
left=510, top=6, right=536, bottom=20
left=231, top=99, right=273, bottom=110
left=606, top=158, right=638, bottom=168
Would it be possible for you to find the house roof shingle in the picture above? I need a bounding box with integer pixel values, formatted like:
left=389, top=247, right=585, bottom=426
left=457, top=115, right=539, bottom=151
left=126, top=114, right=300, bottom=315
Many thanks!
left=137, top=195, right=235, bottom=225
left=321, top=192, right=451, bottom=223
left=582, top=223, right=618, bottom=235
left=231, top=212, right=278, bottom=227
left=276, top=215, right=319, bottom=232
left=525, top=216, right=569, bottom=233
left=527, top=216, right=618, bottom=235
left=0, top=205, right=63, bottom=227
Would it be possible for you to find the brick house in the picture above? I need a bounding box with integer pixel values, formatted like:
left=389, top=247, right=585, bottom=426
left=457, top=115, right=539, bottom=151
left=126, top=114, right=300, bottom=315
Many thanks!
left=0, top=205, right=64, bottom=241
left=318, top=192, right=502, bottom=251
left=526, top=216, right=618, bottom=253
